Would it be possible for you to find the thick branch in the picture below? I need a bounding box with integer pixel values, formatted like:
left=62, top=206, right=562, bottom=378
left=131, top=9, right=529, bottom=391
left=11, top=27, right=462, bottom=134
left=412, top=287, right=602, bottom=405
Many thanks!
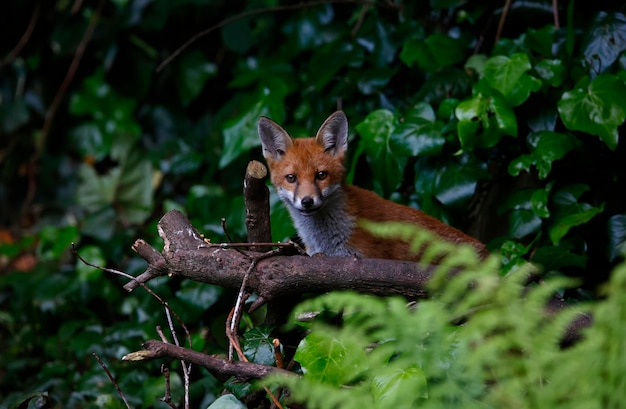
left=123, top=340, right=293, bottom=382
left=244, top=160, right=273, bottom=252
left=129, top=210, right=432, bottom=303
left=130, top=210, right=590, bottom=343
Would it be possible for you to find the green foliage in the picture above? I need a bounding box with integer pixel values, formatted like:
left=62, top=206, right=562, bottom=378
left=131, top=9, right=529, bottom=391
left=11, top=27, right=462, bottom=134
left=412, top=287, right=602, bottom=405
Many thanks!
left=266, top=222, right=626, bottom=408
left=2, top=0, right=626, bottom=407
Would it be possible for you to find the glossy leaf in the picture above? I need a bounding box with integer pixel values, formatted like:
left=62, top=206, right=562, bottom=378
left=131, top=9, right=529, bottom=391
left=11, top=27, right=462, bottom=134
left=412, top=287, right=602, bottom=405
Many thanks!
left=242, top=325, right=275, bottom=366
left=356, top=109, right=408, bottom=196
left=558, top=74, right=626, bottom=149
left=400, top=34, right=466, bottom=72
left=219, top=87, right=286, bottom=169
left=549, top=184, right=605, bottom=245
left=534, top=59, right=566, bottom=87
left=508, top=131, right=579, bottom=179
left=176, top=51, right=218, bottom=106
left=550, top=203, right=605, bottom=245
left=582, top=12, right=626, bottom=75
left=206, top=394, right=247, bottom=409
left=482, top=53, right=542, bottom=106
left=608, top=215, right=626, bottom=262
left=456, top=90, right=517, bottom=150
left=395, top=103, right=445, bottom=157
left=295, top=331, right=367, bottom=387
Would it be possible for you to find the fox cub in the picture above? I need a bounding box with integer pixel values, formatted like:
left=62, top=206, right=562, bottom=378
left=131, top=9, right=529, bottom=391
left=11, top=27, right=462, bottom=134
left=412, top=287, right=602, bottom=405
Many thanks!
left=258, top=111, right=487, bottom=261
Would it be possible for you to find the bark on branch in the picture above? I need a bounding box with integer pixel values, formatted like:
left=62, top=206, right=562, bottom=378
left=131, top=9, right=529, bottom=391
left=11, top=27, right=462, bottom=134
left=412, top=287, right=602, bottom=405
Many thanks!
left=126, top=210, right=433, bottom=304
left=123, top=340, right=293, bottom=382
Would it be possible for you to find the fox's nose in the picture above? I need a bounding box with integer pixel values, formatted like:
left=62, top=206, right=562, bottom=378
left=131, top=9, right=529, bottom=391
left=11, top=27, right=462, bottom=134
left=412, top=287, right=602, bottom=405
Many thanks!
left=301, top=197, right=314, bottom=208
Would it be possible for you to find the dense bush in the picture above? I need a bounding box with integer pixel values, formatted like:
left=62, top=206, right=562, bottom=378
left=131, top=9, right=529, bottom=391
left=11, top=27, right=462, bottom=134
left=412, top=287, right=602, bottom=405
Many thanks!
left=1, top=0, right=625, bottom=407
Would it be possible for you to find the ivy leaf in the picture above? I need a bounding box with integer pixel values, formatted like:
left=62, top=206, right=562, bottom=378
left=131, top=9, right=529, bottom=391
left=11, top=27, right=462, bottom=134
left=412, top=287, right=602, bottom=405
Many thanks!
left=295, top=331, right=367, bottom=387
left=400, top=34, right=466, bottom=72
left=549, top=184, right=605, bottom=245
left=395, top=103, right=445, bottom=157
left=455, top=90, right=517, bottom=150
left=508, top=131, right=579, bottom=179
left=534, top=59, right=566, bottom=87
left=219, top=87, right=286, bottom=169
left=582, top=12, right=626, bottom=75
left=482, top=53, right=542, bottom=106
left=176, top=51, right=218, bottom=106
left=356, top=109, right=408, bottom=196
left=206, top=394, right=247, bottom=409
left=499, top=189, right=542, bottom=239
left=433, top=162, right=485, bottom=208
left=557, top=74, right=626, bottom=150
left=607, top=214, right=626, bottom=262
left=550, top=203, right=605, bottom=245
left=242, top=325, right=275, bottom=366
left=176, top=282, right=223, bottom=318
left=76, top=138, right=154, bottom=225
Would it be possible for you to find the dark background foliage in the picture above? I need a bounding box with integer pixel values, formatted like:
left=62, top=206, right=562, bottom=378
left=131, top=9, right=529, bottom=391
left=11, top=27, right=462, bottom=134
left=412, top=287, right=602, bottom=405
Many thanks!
left=1, top=0, right=625, bottom=407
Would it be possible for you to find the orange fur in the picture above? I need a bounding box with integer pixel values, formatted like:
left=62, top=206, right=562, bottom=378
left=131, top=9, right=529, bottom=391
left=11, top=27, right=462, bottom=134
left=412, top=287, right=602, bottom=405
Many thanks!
left=258, top=111, right=487, bottom=261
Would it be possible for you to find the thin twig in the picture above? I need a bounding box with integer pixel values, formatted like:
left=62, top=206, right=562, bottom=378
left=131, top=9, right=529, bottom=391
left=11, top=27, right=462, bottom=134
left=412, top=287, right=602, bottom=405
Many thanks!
left=350, top=3, right=370, bottom=37
left=72, top=243, right=193, bottom=349
left=160, top=365, right=178, bottom=409
left=74, top=243, right=193, bottom=409
left=1, top=4, right=40, bottom=67
left=24, top=0, right=106, bottom=216
left=92, top=353, right=132, bottom=409
left=225, top=298, right=284, bottom=409
left=156, top=0, right=382, bottom=72
left=495, top=0, right=512, bottom=45
left=552, top=0, right=560, bottom=29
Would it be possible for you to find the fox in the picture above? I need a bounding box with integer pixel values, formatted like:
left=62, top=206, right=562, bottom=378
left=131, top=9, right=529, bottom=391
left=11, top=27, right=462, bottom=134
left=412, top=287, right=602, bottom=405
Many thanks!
left=257, top=111, right=488, bottom=262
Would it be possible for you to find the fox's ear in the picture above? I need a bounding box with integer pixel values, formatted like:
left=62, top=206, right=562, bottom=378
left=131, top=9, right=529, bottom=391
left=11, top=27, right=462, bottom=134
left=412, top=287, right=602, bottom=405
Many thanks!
left=258, top=116, right=294, bottom=161
left=315, top=111, right=348, bottom=157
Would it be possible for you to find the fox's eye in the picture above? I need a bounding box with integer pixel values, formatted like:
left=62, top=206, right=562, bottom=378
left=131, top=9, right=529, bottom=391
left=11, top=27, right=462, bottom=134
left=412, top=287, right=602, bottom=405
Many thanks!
left=285, top=174, right=296, bottom=183
left=316, top=171, right=328, bottom=180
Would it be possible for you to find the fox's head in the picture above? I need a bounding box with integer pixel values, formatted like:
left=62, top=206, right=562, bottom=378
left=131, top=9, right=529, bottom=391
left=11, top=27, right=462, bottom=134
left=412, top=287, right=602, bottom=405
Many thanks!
left=258, top=111, right=348, bottom=215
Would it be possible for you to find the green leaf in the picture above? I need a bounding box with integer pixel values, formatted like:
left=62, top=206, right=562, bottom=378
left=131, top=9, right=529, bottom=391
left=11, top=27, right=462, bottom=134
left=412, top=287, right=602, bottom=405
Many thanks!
left=499, top=189, right=543, bottom=238
left=206, top=394, right=247, bottom=409
left=549, top=203, right=605, bottom=245
left=400, top=34, right=466, bottom=72
left=37, top=225, right=78, bottom=261
left=356, top=109, right=407, bottom=196
left=534, top=59, right=566, bottom=87
left=396, top=103, right=445, bottom=157
left=76, top=138, right=154, bottom=225
left=608, top=215, right=626, bottom=262
left=176, top=51, right=218, bottom=106
left=433, top=162, right=484, bottom=207
left=176, top=282, right=223, bottom=315
left=242, top=325, right=275, bottom=366
left=508, top=131, right=579, bottom=179
left=582, top=12, right=626, bottom=74
left=557, top=74, right=626, bottom=149
left=219, top=88, right=286, bottom=169
left=455, top=91, right=517, bottom=150
left=76, top=245, right=105, bottom=281
left=526, top=25, right=555, bottom=57
left=509, top=209, right=542, bottom=239
left=482, top=53, right=542, bottom=106
left=549, top=184, right=605, bottom=245
left=222, top=17, right=252, bottom=54
left=295, top=331, right=367, bottom=387
left=371, top=367, right=428, bottom=407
